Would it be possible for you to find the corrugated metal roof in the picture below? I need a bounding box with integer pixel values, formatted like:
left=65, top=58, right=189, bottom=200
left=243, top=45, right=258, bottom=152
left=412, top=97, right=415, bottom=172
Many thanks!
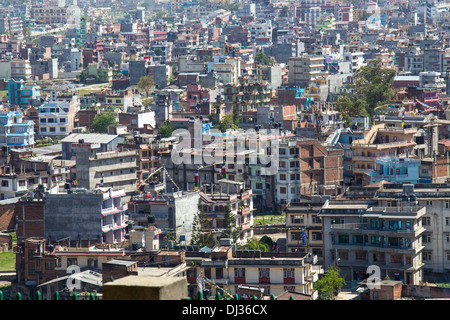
left=61, top=133, right=118, bottom=144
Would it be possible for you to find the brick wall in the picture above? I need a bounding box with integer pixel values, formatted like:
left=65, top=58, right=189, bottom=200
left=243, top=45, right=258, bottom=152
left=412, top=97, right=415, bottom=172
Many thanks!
left=0, top=203, right=15, bottom=232
left=15, top=201, right=45, bottom=244
left=102, top=263, right=138, bottom=283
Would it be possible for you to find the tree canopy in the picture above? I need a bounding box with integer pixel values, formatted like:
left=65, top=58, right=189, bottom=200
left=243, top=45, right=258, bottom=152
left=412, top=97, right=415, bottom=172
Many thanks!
left=313, top=266, right=346, bottom=300
left=255, top=52, right=273, bottom=65
left=137, top=75, right=155, bottom=97
left=158, top=120, right=175, bottom=138
left=335, top=60, right=396, bottom=127
left=191, top=199, right=217, bottom=248
left=221, top=202, right=239, bottom=243
left=91, top=112, right=117, bottom=133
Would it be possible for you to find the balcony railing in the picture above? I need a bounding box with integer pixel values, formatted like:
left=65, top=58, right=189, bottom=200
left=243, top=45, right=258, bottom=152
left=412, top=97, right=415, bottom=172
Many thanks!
left=330, top=222, right=424, bottom=233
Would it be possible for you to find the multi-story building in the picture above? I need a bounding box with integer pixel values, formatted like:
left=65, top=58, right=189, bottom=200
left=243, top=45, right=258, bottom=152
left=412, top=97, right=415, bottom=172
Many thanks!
left=287, top=55, right=325, bottom=88
left=375, top=183, right=450, bottom=282
left=45, top=187, right=128, bottom=245
left=127, top=189, right=200, bottom=244
left=0, top=110, right=35, bottom=149
left=285, top=198, right=326, bottom=262
left=73, top=142, right=138, bottom=194
left=38, top=91, right=78, bottom=138
left=185, top=244, right=318, bottom=298
left=7, top=79, right=41, bottom=109
left=320, top=199, right=426, bottom=285
left=364, top=156, right=421, bottom=186
left=10, top=59, right=33, bottom=81
left=351, top=124, right=417, bottom=185
left=223, top=76, right=271, bottom=128
left=31, top=5, right=69, bottom=24
left=199, top=189, right=254, bottom=244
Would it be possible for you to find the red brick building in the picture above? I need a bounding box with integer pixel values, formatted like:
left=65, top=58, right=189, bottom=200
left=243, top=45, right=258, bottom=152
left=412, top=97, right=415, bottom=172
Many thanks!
left=0, top=201, right=16, bottom=232
left=297, top=139, right=344, bottom=197
left=15, top=199, right=45, bottom=244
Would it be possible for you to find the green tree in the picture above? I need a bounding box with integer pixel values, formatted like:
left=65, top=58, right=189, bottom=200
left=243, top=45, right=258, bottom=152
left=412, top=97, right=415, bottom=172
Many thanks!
left=222, top=202, right=239, bottom=243
left=137, top=75, right=155, bottom=97
left=240, top=238, right=271, bottom=252
left=352, top=59, right=396, bottom=116
left=158, top=120, right=175, bottom=138
left=280, top=6, right=290, bottom=17
left=255, top=52, right=272, bottom=65
left=335, top=95, right=368, bottom=127
left=259, top=235, right=274, bottom=250
left=335, top=60, right=396, bottom=126
left=313, top=266, right=346, bottom=300
left=215, top=114, right=237, bottom=133
left=92, top=112, right=117, bottom=133
left=78, top=70, right=88, bottom=84
left=191, top=199, right=216, bottom=248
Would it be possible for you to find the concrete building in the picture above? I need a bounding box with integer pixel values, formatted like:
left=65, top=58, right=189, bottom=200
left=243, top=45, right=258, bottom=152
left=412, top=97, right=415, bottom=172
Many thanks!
left=0, top=111, right=35, bottom=149
left=285, top=198, right=327, bottom=262
left=375, top=183, right=450, bottom=282
left=7, top=79, right=41, bottom=109
left=61, top=133, right=124, bottom=160
left=38, top=91, right=79, bottom=138
left=73, top=142, right=138, bottom=194
left=128, top=190, right=200, bottom=245
left=44, top=188, right=128, bottom=245
left=199, top=189, right=254, bottom=244
left=320, top=199, right=426, bottom=285
left=351, top=124, right=418, bottom=185
left=185, top=245, right=317, bottom=298
left=288, top=55, right=325, bottom=88
left=364, top=157, right=421, bottom=186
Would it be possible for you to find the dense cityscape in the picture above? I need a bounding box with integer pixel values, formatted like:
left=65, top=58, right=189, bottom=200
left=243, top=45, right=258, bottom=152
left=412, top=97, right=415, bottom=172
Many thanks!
left=0, top=0, right=449, bottom=304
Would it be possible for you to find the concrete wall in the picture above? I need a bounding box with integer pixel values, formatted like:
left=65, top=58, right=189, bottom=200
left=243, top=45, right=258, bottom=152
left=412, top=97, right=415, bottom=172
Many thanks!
left=102, top=275, right=188, bottom=300
left=44, top=192, right=104, bottom=243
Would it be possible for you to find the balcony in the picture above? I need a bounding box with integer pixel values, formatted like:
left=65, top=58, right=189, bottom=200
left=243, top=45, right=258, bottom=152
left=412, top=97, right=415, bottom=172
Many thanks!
left=330, top=223, right=425, bottom=236
left=102, top=222, right=127, bottom=233
left=102, top=203, right=128, bottom=215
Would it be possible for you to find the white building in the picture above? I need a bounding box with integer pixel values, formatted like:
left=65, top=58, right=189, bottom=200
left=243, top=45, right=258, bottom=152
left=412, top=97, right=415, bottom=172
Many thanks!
left=39, top=91, right=79, bottom=137
left=0, top=111, right=35, bottom=148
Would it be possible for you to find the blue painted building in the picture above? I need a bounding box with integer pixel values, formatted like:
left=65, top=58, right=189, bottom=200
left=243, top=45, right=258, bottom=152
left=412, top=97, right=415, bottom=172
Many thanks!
left=0, top=111, right=35, bottom=148
left=8, top=79, right=41, bottom=109
left=364, top=156, right=420, bottom=185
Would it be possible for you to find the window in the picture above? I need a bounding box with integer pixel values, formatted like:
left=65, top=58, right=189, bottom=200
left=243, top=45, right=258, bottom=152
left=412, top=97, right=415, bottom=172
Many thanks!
left=283, top=268, right=295, bottom=281
left=355, top=251, right=367, bottom=260
left=279, top=174, right=286, bottom=181
left=216, top=268, right=223, bottom=279
left=446, top=201, right=450, bottom=209
left=18, top=180, right=25, bottom=187
left=405, top=256, right=412, bottom=265
left=67, top=258, right=78, bottom=267
left=28, top=262, right=35, bottom=275
left=258, top=268, right=270, bottom=278
left=234, top=268, right=245, bottom=278
left=338, top=250, right=349, bottom=260
left=291, top=215, right=304, bottom=224
left=87, top=258, right=98, bottom=268
left=312, top=216, right=321, bottom=224
left=422, top=234, right=431, bottom=243
left=280, top=187, right=286, bottom=194
left=312, top=232, right=322, bottom=241
left=338, top=234, right=349, bottom=243
left=391, top=254, right=402, bottom=264
left=422, top=217, right=431, bottom=226
left=422, top=251, right=432, bottom=261
left=45, top=261, right=53, bottom=271
left=1, top=180, right=8, bottom=187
